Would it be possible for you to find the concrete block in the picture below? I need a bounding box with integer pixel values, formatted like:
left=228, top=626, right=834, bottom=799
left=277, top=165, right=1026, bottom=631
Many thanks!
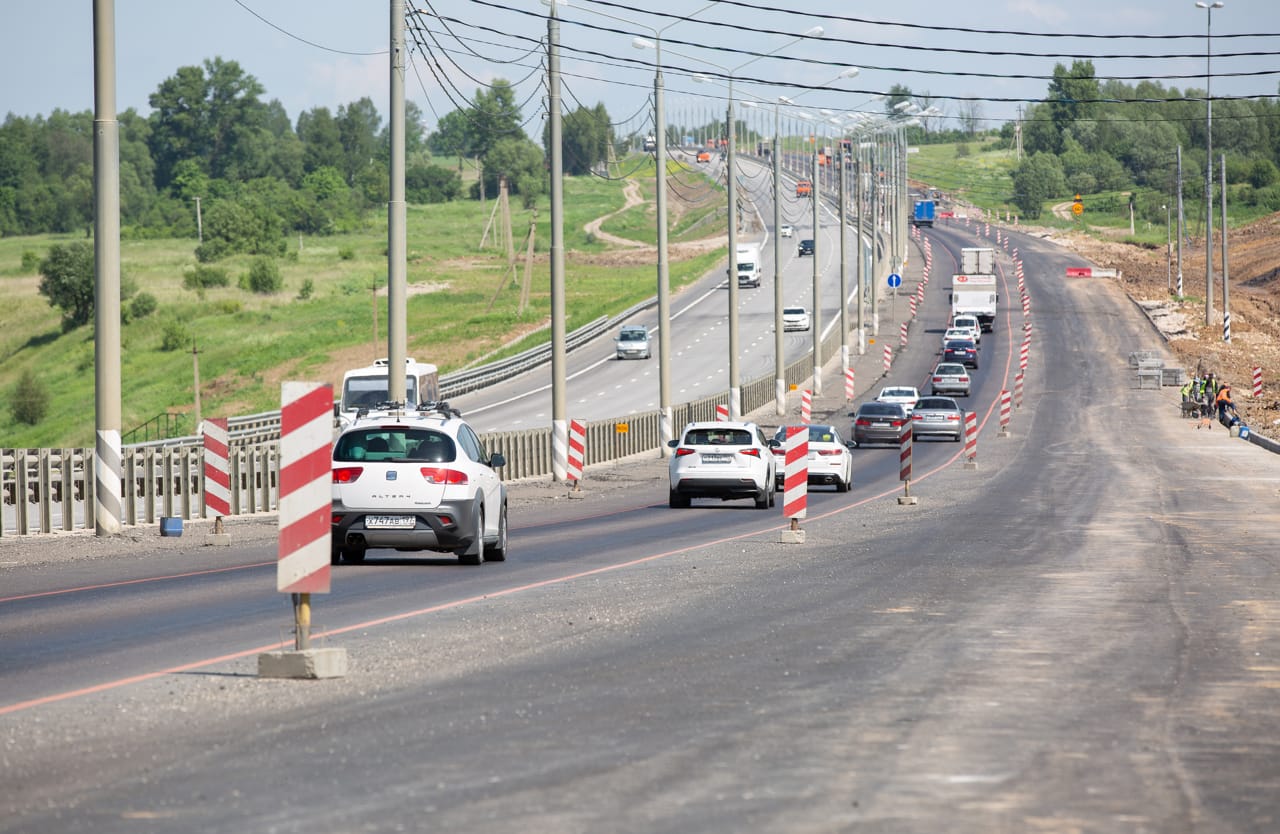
left=778, top=528, right=806, bottom=544
left=963, top=461, right=979, bottom=470
left=205, top=532, right=231, bottom=547
left=258, top=647, right=348, bottom=679
left=897, top=495, right=919, bottom=505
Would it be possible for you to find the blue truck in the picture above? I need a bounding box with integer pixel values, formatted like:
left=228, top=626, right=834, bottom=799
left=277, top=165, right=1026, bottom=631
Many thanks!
left=912, top=199, right=936, bottom=227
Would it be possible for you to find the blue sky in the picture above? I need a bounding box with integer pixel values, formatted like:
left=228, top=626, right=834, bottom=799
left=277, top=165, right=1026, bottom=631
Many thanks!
left=4, top=1, right=1277, bottom=136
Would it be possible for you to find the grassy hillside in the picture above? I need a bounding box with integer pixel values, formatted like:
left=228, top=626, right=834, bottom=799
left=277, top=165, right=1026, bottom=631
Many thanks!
left=0, top=162, right=727, bottom=448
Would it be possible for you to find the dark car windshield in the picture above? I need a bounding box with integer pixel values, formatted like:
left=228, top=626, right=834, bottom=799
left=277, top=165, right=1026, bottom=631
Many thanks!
left=915, top=398, right=957, bottom=411
left=935, top=364, right=966, bottom=374
left=773, top=426, right=840, bottom=444
left=684, top=428, right=754, bottom=446
left=944, top=340, right=975, bottom=350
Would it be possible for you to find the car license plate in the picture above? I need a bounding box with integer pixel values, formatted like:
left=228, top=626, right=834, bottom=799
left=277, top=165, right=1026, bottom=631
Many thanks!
left=927, top=415, right=943, bottom=421
left=366, top=515, right=415, bottom=529
left=700, top=453, right=731, bottom=464
left=872, top=422, right=889, bottom=428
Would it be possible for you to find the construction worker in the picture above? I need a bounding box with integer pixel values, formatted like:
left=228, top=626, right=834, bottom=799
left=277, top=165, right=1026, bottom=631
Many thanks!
left=1215, top=383, right=1236, bottom=426
left=1180, top=379, right=1193, bottom=404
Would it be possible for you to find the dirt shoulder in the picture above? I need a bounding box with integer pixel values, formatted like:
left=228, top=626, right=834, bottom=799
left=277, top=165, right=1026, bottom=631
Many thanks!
left=1017, top=213, right=1280, bottom=434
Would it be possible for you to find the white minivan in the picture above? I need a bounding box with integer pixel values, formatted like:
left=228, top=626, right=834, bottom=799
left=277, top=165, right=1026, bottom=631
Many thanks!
left=952, top=314, right=982, bottom=344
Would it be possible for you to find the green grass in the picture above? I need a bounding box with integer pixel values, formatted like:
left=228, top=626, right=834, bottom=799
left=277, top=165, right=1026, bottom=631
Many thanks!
left=0, top=171, right=729, bottom=448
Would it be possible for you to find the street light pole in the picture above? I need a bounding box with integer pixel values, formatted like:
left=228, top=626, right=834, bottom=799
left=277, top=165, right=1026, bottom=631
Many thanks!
left=773, top=101, right=786, bottom=414
left=547, top=0, right=568, bottom=480
left=1196, top=0, right=1224, bottom=326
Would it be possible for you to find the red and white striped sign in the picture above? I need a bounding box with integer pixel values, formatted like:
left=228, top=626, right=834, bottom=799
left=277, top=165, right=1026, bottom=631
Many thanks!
left=202, top=417, right=231, bottom=518
left=715, top=403, right=729, bottom=422
left=908, top=295, right=918, bottom=318
left=1015, top=372, right=1025, bottom=408
left=278, top=382, right=334, bottom=594
left=1254, top=366, right=1263, bottom=398
left=964, top=411, right=978, bottom=461
left=783, top=426, right=808, bottom=520
left=566, top=418, right=586, bottom=482
left=1020, top=338, right=1030, bottom=372
left=999, top=389, right=1012, bottom=432
left=883, top=344, right=892, bottom=375
left=844, top=367, right=855, bottom=401
left=800, top=389, right=812, bottom=424
left=899, top=427, right=912, bottom=483
left=900, top=322, right=909, bottom=348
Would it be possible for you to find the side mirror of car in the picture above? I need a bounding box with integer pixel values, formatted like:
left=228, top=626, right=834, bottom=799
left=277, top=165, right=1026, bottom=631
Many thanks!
left=667, top=439, right=678, bottom=448
left=488, top=452, right=506, bottom=469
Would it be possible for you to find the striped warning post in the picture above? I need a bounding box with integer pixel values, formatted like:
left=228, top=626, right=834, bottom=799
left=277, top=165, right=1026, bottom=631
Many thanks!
left=999, top=389, right=1012, bottom=435
left=715, top=403, right=729, bottom=422
left=899, top=427, right=912, bottom=483
left=1015, top=372, right=1025, bottom=408
left=566, top=419, right=586, bottom=482
left=883, top=344, right=892, bottom=375
left=964, top=411, right=978, bottom=461
left=845, top=367, right=855, bottom=401
left=908, top=295, right=918, bottom=318
left=801, top=389, right=812, bottom=424
left=900, top=322, right=909, bottom=348
left=278, top=381, right=334, bottom=594
left=783, top=426, right=808, bottom=520
left=1022, top=294, right=1031, bottom=314
left=202, top=417, right=231, bottom=518
left=1224, top=312, right=1232, bottom=344
left=1254, top=367, right=1263, bottom=398
left=1020, top=338, right=1030, bottom=372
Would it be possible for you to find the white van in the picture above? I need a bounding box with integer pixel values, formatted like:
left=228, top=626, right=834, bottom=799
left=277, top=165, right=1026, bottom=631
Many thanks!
left=615, top=325, right=651, bottom=359
left=952, top=314, right=982, bottom=344
left=336, top=357, right=441, bottom=427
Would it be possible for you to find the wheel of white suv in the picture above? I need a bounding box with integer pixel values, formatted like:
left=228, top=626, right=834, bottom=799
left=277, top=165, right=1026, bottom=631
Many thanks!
left=459, top=503, right=484, bottom=565
left=485, top=503, right=508, bottom=562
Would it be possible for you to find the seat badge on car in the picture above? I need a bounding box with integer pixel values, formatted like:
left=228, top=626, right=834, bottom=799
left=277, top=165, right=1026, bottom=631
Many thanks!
left=385, top=471, right=398, bottom=481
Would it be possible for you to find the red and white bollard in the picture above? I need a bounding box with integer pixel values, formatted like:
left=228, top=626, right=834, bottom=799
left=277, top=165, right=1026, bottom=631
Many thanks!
left=999, top=389, right=1012, bottom=436
left=883, top=344, right=892, bottom=376
left=715, top=403, right=729, bottom=422
left=909, top=295, right=918, bottom=318
left=900, top=322, right=909, bottom=348
left=963, top=410, right=978, bottom=466
left=202, top=417, right=231, bottom=524
left=844, top=367, right=855, bottom=402
left=898, top=427, right=917, bottom=504
left=1020, top=338, right=1030, bottom=372
left=781, top=426, right=808, bottom=543
left=1254, top=366, right=1263, bottom=398
left=566, top=418, right=586, bottom=491
left=1015, top=372, right=1025, bottom=409
left=801, top=389, right=812, bottom=424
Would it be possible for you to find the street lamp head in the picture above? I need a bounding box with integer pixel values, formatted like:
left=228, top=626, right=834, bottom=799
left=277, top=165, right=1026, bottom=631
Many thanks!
left=539, top=0, right=569, bottom=6
left=839, top=67, right=861, bottom=79
left=893, top=101, right=913, bottom=112
left=778, top=95, right=794, bottom=105
left=633, top=36, right=655, bottom=50
left=802, top=26, right=824, bottom=37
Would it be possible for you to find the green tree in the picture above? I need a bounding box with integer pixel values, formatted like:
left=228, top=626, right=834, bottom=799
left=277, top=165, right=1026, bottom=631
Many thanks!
left=559, top=103, right=612, bottom=176
left=406, top=163, right=463, bottom=203
left=245, top=257, right=282, bottom=294
left=338, top=97, right=382, bottom=186
left=428, top=109, right=474, bottom=168
left=1043, top=61, right=1099, bottom=155
left=470, top=80, right=524, bottom=158
left=1011, top=152, right=1066, bottom=218
left=38, top=241, right=96, bottom=330
left=297, top=106, right=344, bottom=174
left=481, top=137, right=545, bottom=207
left=10, top=369, right=49, bottom=426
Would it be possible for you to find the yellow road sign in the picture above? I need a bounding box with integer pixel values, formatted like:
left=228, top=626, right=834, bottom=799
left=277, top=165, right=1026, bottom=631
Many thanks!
left=1072, top=202, right=1084, bottom=216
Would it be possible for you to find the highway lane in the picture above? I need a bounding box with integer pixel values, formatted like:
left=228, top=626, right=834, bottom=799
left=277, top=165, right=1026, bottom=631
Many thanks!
left=11, top=225, right=1280, bottom=830
left=454, top=157, right=864, bottom=433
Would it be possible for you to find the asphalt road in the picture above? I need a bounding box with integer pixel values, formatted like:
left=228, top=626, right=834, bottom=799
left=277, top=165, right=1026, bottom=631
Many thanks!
left=4, top=223, right=1280, bottom=833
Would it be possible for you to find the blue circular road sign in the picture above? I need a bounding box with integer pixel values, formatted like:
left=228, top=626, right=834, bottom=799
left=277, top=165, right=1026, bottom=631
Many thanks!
left=887, top=273, right=902, bottom=288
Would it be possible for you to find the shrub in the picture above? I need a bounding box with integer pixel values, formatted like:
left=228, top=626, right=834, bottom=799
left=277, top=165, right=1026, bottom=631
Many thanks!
left=183, top=265, right=229, bottom=290
left=339, top=246, right=356, bottom=260
left=20, top=250, right=40, bottom=272
left=129, top=292, right=158, bottom=320
left=297, top=278, right=314, bottom=300
left=245, top=257, right=282, bottom=294
left=955, top=144, right=971, bottom=158
left=160, top=319, right=190, bottom=352
left=10, top=369, right=49, bottom=426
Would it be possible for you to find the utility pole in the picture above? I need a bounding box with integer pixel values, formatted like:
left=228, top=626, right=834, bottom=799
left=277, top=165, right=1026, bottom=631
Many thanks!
left=1177, top=145, right=1184, bottom=297
left=548, top=1, right=568, bottom=479
left=811, top=139, right=822, bottom=396
left=93, top=0, right=123, bottom=536
left=193, top=196, right=203, bottom=244
left=387, top=0, right=407, bottom=402
left=192, top=338, right=202, bottom=429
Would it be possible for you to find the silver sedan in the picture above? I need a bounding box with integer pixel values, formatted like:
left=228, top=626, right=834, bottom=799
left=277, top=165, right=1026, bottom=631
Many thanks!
left=910, top=396, right=965, bottom=441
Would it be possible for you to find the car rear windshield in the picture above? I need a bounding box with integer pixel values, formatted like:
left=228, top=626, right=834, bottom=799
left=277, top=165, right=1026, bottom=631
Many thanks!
left=944, top=340, right=975, bottom=349
left=774, top=426, right=839, bottom=443
left=881, top=388, right=915, bottom=398
left=619, top=329, right=646, bottom=341
left=915, top=398, right=956, bottom=410
left=935, top=364, right=966, bottom=374
left=684, top=428, right=754, bottom=446
left=334, top=428, right=457, bottom=463
left=858, top=403, right=902, bottom=416
left=784, top=307, right=806, bottom=315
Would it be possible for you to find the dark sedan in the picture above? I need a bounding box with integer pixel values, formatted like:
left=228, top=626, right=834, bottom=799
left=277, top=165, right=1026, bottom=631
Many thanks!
left=798, top=239, right=815, bottom=256
left=942, top=338, right=979, bottom=369
left=852, top=401, right=911, bottom=447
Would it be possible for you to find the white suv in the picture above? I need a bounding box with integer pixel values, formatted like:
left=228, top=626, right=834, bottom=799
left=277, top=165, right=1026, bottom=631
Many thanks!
left=667, top=420, right=776, bottom=509
left=331, top=403, right=507, bottom=565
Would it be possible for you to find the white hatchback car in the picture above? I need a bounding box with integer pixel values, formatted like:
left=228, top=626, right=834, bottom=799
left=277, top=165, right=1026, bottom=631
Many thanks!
left=668, top=421, right=776, bottom=509
left=783, top=306, right=811, bottom=331
left=875, top=385, right=921, bottom=415
left=331, top=404, right=507, bottom=565
left=779, top=224, right=794, bottom=238
left=951, top=315, right=982, bottom=344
